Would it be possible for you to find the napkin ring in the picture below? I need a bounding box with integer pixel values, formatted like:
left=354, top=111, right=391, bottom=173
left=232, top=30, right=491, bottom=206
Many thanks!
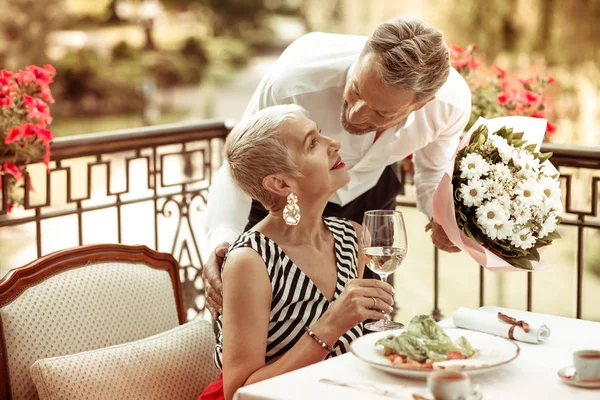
left=498, top=312, right=530, bottom=340
left=304, top=327, right=335, bottom=352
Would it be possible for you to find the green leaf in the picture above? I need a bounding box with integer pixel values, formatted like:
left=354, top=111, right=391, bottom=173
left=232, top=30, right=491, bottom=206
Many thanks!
left=509, top=257, right=534, bottom=270
left=511, top=139, right=527, bottom=148
left=542, top=230, right=562, bottom=240
left=513, top=132, right=524, bottom=140
left=526, top=247, right=541, bottom=262
left=524, top=144, right=537, bottom=152
left=537, top=152, right=553, bottom=164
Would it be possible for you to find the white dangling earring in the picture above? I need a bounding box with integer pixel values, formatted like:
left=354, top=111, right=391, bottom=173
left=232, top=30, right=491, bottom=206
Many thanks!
left=283, top=192, right=301, bottom=225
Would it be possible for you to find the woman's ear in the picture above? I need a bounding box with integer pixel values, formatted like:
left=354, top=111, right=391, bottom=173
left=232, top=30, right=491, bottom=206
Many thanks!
left=263, top=174, right=292, bottom=198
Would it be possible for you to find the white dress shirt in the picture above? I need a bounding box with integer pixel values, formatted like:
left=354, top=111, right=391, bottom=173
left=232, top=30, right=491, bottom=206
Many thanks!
left=200, top=32, right=472, bottom=256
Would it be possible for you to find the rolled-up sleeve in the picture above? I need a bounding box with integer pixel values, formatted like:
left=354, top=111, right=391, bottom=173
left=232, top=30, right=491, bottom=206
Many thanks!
left=200, top=161, right=253, bottom=260
left=413, top=104, right=470, bottom=219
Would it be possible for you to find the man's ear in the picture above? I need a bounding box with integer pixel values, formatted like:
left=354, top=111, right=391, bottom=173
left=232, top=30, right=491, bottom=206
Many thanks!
left=263, top=174, right=292, bottom=198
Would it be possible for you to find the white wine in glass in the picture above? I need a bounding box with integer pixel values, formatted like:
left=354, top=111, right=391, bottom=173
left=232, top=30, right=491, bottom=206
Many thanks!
left=361, top=210, right=407, bottom=331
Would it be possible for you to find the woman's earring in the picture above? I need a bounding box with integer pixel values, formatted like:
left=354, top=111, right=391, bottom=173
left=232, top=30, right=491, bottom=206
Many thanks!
left=283, top=192, right=301, bottom=225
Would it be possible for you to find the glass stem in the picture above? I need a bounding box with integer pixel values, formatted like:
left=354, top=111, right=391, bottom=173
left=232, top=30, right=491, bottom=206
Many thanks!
left=379, top=273, right=391, bottom=324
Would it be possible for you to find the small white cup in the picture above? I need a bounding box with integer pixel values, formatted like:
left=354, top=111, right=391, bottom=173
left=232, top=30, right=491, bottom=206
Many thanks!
left=427, top=371, right=472, bottom=400
left=573, top=350, right=600, bottom=381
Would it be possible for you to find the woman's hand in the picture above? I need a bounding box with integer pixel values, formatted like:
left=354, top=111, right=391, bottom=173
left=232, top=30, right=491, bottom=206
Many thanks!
left=314, top=278, right=395, bottom=341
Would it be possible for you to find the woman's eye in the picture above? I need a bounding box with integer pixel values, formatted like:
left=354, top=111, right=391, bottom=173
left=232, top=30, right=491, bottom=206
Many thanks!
left=310, top=138, right=317, bottom=149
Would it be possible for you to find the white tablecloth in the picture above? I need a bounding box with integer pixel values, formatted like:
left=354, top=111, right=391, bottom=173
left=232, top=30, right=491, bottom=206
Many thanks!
left=234, top=306, right=600, bottom=400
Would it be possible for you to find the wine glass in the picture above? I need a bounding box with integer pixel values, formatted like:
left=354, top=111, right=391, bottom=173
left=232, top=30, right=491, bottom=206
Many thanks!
left=361, top=210, right=408, bottom=331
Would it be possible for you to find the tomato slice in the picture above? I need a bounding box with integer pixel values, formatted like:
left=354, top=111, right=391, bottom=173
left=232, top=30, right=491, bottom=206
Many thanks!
left=447, top=351, right=464, bottom=360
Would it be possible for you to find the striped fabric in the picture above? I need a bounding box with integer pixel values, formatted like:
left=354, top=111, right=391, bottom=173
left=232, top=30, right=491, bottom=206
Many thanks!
left=214, top=217, right=362, bottom=369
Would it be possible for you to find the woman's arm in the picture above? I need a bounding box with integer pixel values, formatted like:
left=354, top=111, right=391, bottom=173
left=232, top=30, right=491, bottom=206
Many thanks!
left=222, top=248, right=332, bottom=400
left=222, top=246, right=392, bottom=400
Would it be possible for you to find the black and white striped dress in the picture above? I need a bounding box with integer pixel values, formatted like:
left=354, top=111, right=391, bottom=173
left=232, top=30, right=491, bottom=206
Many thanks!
left=214, top=217, right=363, bottom=369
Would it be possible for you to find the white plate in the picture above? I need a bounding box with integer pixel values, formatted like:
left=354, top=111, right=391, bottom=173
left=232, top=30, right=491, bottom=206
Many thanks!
left=558, top=366, right=600, bottom=389
left=350, top=328, right=520, bottom=379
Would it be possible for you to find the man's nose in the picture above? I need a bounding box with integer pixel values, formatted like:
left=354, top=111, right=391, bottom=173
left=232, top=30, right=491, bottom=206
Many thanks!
left=349, top=100, right=369, bottom=124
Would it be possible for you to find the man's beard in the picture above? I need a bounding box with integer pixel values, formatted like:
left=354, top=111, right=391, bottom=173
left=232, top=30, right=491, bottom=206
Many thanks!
left=340, top=101, right=375, bottom=135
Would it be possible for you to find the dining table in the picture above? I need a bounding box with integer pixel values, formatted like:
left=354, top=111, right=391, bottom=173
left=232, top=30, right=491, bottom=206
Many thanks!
left=233, top=306, right=600, bottom=400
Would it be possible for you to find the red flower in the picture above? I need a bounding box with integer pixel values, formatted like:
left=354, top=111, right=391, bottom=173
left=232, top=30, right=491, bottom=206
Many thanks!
left=546, top=121, right=557, bottom=135
left=492, top=65, right=506, bottom=79
left=525, top=91, right=540, bottom=104
left=518, top=77, right=534, bottom=86
left=39, top=85, right=55, bottom=104
left=16, top=70, right=35, bottom=85
left=0, top=90, right=12, bottom=107
left=3, top=162, right=23, bottom=180
left=5, top=127, right=23, bottom=144
left=0, top=69, right=13, bottom=79
left=7, top=204, right=13, bottom=213
left=530, top=112, right=546, bottom=119
left=497, top=93, right=510, bottom=105
left=547, top=76, right=556, bottom=84
left=28, top=64, right=55, bottom=86
left=37, top=128, right=53, bottom=142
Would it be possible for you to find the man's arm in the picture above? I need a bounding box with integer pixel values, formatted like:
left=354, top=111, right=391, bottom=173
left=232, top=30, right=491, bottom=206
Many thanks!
left=413, top=104, right=470, bottom=252
left=413, top=105, right=470, bottom=219
left=200, top=161, right=252, bottom=259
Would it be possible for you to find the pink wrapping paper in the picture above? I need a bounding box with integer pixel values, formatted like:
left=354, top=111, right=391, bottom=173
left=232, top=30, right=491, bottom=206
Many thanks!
left=432, top=118, right=550, bottom=272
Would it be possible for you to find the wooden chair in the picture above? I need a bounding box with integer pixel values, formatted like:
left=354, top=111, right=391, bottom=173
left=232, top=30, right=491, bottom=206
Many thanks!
left=0, top=244, right=217, bottom=400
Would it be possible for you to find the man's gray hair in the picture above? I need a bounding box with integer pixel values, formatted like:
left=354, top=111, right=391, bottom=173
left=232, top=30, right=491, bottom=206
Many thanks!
left=226, top=104, right=306, bottom=210
left=363, top=17, right=450, bottom=103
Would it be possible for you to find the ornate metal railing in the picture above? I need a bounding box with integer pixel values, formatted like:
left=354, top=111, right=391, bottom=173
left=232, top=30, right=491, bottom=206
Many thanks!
left=1, top=123, right=599, bottom=321
left=0, top=121, right=231, bottom=320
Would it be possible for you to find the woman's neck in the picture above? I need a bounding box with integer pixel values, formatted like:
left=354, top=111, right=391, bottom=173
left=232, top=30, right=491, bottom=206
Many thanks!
left=264, top=197, right=330, bottom=247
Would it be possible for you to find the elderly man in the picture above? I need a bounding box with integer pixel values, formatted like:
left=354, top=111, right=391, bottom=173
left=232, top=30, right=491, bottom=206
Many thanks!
left=201, top=17, right=471, bottom=318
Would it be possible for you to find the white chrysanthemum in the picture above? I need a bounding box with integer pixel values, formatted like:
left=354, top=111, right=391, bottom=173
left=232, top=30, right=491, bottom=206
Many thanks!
left=512, top=202, right=533, bottom=225
left=540, top=213, right=559, bottom=238
left=460, top=180, right=487, bottom=207
left=488, top=134, right=514, bottom=163
left=539, top=177, right=562, bottom=207
left=460, top=153, right=490, bottom=179
left=476, top=202, right=508, bottom=232
left=515, top=179, right=541, bottom=205
left=485, top=215, right=514, bottom=240
left=510, top=227, right=537, bottom=250
left=490, top=162, right=511, bottom=178
left=513, top=150, right=541, bottom=178
left=541, top=161, right=558, bottom=177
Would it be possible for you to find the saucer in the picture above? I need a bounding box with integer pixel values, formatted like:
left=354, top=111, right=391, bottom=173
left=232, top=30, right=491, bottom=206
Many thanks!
left=412, top=389, right=483, bottom=400
left=558, top=366, right=600, bottom=389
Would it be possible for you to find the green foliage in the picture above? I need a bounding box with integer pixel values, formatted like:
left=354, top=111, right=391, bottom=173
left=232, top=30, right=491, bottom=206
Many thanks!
left=112, top=41, right=138, bottom=61
left=52, top=48, right=144, bottom=116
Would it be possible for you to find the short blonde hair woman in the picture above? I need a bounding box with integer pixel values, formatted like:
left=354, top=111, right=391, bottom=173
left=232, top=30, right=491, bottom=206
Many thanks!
left=199, top=105, right=395, bottom=400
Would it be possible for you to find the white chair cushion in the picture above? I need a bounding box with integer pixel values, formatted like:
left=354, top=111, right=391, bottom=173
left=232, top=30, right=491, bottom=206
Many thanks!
left=1, top=261, right=180, bottom=399
left=30, top=318, right=219, bottom=400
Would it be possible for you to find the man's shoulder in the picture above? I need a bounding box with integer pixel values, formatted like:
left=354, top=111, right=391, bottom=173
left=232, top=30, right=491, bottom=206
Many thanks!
left=266, top=33, right=366, bottom=100
left=432, top=67, right=472, bottom=112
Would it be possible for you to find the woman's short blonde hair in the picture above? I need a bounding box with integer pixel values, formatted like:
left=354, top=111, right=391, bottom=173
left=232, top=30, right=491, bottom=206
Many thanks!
left=225, top=104, right=306, bottom=210
left=363, top=17, right=450, bottom=103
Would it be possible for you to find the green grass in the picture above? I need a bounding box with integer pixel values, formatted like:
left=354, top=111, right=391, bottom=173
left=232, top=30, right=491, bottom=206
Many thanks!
left=51, top=111, right=188, bottom=137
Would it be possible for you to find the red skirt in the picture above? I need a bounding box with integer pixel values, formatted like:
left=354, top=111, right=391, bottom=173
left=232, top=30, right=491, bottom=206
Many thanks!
left=198, top=373, right=224, bottom=400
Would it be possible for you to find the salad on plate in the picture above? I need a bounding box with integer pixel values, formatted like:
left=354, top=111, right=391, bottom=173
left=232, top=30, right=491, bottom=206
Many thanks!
left=376, top=315, right=479, bottom=370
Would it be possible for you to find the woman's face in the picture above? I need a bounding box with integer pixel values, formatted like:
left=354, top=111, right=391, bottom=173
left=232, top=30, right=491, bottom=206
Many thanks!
left=283, top=112, right=349, bottom=200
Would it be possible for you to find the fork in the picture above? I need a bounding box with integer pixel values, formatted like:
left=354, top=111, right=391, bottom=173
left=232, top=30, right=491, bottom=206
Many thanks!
left=319, top=378, right=407, bottom=398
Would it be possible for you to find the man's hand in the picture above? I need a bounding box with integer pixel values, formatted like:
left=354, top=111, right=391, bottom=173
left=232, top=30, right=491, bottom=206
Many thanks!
left=425, top=220, right=461, bottom=253
left=202, top=242, right=229, bottom=319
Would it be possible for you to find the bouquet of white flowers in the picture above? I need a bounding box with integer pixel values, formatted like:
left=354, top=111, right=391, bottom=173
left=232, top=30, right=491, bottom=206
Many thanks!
left=433, top=116, right=562, bottom=271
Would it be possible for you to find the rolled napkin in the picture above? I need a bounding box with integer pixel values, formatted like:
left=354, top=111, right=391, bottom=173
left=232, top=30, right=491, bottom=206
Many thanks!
left=452, top=307, right=551, bottom=344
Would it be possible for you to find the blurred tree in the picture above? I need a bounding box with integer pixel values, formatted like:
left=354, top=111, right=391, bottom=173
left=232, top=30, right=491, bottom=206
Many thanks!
left=162, top=0, right=270, bottom=36
left=0, top=0, right=65, bottom=70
